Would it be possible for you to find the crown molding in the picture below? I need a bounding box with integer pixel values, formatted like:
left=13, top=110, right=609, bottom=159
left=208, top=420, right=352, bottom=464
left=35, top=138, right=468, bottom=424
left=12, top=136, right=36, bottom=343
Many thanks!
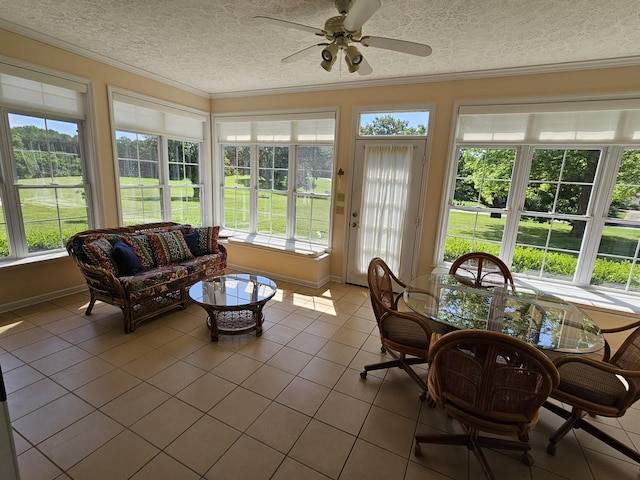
left=0, top=20, right=210, bottom=98
left=3, top=19, right=640, bottom=101
left=210, top=55, right=640, bottom=99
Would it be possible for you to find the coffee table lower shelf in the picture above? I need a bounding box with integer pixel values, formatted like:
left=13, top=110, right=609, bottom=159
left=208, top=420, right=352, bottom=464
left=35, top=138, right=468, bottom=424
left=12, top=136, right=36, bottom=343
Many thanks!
left=205, top=307, right=264, bottom=342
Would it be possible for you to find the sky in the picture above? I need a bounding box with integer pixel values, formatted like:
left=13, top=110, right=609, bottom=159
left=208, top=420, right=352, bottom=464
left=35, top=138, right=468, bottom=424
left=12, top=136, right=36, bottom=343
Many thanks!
left=360, top=111, right=430, bottom=129
left=9, top=111, right=431, bottom=138
left=9, top=113, right=79, bottom=136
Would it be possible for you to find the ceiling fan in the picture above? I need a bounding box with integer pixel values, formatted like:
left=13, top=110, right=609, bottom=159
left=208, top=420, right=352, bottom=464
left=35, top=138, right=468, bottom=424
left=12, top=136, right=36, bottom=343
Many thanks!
left=255, top=0, right=432, bottom=75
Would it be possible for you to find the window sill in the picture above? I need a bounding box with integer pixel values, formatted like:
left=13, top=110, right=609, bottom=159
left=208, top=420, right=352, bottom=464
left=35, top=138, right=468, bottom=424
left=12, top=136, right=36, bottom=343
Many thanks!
left=514, top=277, right=640, bottom=316
left=0, top=250, right=69, bottom=269
left=222, top=233, right=329, bottom=258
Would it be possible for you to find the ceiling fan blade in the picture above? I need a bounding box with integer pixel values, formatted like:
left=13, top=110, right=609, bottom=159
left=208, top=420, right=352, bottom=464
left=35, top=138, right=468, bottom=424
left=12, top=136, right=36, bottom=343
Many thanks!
left=360, top=36, right=433, bottom=57
left=356, top=57, right=373, bottom=76
left=343, top=0, right=381, bottom=32
left=254, top=16, right=325, bottom=36
left=282, top=44, right=328, bottom=64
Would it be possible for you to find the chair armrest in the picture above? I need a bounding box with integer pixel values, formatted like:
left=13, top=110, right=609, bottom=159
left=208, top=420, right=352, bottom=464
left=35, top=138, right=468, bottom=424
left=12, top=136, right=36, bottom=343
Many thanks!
left=553, top=354, right=640, bottom=379
left=601, top=318, right=640, bottom=335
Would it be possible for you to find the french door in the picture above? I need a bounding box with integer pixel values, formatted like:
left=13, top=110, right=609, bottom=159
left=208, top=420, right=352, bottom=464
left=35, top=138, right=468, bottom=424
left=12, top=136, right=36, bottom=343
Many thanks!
left=345, top=139, right=427, bottom=286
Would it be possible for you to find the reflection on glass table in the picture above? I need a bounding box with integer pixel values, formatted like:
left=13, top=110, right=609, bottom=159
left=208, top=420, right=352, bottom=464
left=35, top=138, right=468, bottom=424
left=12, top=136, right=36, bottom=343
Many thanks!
left=403, top=274, right=604, bottom=353
left=189, top=274, right=277, bottom=342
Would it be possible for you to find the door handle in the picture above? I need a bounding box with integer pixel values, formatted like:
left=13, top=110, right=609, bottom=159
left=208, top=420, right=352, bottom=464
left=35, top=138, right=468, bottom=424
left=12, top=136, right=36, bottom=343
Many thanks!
left=352, top=222, right=358, bottom=227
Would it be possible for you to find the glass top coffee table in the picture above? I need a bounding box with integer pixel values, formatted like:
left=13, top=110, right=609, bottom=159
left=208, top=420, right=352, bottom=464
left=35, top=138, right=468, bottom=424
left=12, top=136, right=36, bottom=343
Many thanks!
left=189, top=274, right=277, bottom=342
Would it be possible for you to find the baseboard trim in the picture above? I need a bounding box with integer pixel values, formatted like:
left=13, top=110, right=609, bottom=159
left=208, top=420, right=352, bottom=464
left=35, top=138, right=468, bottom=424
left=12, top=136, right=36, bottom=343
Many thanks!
left=0, top=285, right=88, bottom=314
left=226, top=263, right=339, bottom=290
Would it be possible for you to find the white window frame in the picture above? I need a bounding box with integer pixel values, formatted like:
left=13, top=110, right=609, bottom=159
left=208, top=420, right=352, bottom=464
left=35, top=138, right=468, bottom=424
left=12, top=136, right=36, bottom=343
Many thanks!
left=438, top=98, right=640, bottom=293
left=0, top=58, right=98, bottom=263
left=108, top=87, right=211, bottom=226
left=214, top=111, right=337, bottom=256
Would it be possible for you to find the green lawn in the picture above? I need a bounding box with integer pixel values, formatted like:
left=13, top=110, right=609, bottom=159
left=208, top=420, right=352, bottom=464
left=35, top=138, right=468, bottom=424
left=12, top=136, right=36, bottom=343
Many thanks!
left=446, top=210, right=640, bottom=289
left=5, top=176, right=638, bottom=290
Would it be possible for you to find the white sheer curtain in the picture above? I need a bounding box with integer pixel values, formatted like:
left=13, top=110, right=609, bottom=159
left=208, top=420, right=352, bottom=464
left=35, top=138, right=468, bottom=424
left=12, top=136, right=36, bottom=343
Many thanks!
left=356, top=144, right=412, bottom=274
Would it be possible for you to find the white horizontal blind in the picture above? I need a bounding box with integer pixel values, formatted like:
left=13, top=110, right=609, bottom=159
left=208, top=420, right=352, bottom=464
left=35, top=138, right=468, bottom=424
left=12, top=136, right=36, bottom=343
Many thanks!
left=216, top=113, right=335, bottom=144
left=457, top=100, right=640, bottom=144
left=112, top=91, right=207, bottom=141
left=0, top=64, right=86, bottom=118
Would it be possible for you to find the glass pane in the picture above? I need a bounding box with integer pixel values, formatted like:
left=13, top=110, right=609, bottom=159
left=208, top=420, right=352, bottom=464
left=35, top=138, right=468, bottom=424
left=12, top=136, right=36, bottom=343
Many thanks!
left=259, top=169, right=274, bottom=190
left=19, top=186, right=88, bottom=253
left=259, top=146, right=274, bottom=169
left=257, top=193, right=286, bottom=237
left=608, top=149, right=640, bottom=220
left=444, top=209, right=505, bottom=260
left=258, top=146, right=288, bottom=191
left=224, top=146, right=251, bottom=188
left=454, top=148, right=515, bottom=208
left=556, top=184, right=592, bottom=214
left=116, top=131, right=159, bottom=186
left=297, top=146, right=333, bottom=195
left=168, top=140, right=199, bottom=183
left=593, top=150, right=640, bottom=291
left=513, top=215, right=582, bottom=280
left=0, top=202, right=7, bottom=257
left=525, top=148, right=599, bottom=214
left=295, top=195, right=330, bottom=245
left=24, top=220, right=63, bottom=253
left=359, top=111, right=429, bottom=136
left=592, top=224, right=640, bottom=291
left=10, top=114, right=82, bottom=185
left=223, top=189, right=250, bottom=231
left=170, top=186, right=201, bottom=226
left=120, top=187, right=163, bottom=225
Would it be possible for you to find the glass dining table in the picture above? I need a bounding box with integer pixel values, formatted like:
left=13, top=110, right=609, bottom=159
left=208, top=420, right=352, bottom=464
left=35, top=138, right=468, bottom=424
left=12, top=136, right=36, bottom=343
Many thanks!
left=403, top=273, right=605, bottom=354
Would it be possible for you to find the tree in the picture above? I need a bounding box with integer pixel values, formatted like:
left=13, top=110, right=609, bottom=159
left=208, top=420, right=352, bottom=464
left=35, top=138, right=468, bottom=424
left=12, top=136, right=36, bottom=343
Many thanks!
left=360, top=115, right=427, bottom=135
left=454, top=147, right=640, bottom=238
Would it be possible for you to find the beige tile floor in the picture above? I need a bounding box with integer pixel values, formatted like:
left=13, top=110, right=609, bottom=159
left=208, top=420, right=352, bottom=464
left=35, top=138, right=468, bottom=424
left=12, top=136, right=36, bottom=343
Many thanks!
left=2, top=279, right=640, bottom=480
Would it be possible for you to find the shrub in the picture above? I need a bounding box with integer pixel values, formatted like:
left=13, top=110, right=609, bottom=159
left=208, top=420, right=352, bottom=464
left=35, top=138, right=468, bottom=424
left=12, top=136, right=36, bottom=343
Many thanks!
left=445, top=238, right=638, bottom=287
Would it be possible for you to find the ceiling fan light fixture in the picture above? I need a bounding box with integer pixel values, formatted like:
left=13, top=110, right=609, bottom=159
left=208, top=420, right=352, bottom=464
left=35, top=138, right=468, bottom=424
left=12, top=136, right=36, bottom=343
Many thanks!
left=320, top=43, right=339, bottom=71
left=344, top=45, right=363, bottom=73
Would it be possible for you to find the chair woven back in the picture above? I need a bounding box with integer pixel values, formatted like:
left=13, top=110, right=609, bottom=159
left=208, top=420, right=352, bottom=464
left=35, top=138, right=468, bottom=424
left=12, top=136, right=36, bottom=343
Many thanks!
left=610, top=326, right=640, bottom=405
left=429, top=330, right=559, bottom=427
left=449, top=252, right=515, bottom=288
left=368, top=258, right=404, bottom=324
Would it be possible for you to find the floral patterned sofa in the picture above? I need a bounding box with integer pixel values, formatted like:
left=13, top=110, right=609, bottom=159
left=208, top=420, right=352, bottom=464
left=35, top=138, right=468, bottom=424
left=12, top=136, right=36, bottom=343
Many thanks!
left=66, top=222, right=226, bottom=333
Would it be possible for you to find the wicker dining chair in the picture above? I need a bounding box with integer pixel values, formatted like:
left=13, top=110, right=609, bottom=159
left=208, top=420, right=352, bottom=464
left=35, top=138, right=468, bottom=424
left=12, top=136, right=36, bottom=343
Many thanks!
left=361, top=257, right=448, bottom=400
left=449, top=251, right=515, bottom=288
left=544, top=319, right=640, bottom=464
left=414, top=330, right=559, bottom=479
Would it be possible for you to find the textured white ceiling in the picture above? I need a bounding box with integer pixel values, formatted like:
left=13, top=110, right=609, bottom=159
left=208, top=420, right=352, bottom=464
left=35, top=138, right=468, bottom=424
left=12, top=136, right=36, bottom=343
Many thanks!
left=2, top=0, right=640, bottom=97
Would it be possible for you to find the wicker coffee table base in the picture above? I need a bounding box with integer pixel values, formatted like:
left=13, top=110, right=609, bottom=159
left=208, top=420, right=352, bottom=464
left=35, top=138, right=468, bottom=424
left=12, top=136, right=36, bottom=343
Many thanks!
left=204, top=306, right=265, bottom=342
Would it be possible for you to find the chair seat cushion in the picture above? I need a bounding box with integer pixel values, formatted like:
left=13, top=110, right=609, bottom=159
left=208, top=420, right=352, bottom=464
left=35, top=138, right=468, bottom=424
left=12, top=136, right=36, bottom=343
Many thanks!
left=385, top=318, right=431, bottom=350
left=557, top=362, right=628, bottom=406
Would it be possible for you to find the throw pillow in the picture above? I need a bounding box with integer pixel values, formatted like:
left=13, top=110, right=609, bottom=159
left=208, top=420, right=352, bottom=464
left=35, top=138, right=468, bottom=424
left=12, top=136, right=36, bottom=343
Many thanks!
left=183, top=231, right=204, bottom=256
left=148, top=230, right=194, bottom=265
left=195, top=226, right=220, bottom=255
left=83, top=237, right=119, bottom=275
left=112, top=239, right=143, bottom=275
left=122, top=234, right=157, bottom=270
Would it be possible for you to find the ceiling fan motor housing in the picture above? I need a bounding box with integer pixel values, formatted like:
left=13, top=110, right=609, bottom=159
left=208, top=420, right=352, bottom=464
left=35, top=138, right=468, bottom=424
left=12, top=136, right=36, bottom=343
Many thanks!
left=324, top=16, right=362, bottom=44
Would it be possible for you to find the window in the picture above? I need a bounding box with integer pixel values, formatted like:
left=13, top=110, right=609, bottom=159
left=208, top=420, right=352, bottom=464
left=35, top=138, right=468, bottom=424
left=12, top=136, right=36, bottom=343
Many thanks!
left=359, top=111, right=429, bottom=136
left=441, top=101, right=640, bottom=292
left=0, top=63, right=93, bottom=260
left=110, top=89, right=208, bottom=226
left=216, top=113, right=336, bottom=252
